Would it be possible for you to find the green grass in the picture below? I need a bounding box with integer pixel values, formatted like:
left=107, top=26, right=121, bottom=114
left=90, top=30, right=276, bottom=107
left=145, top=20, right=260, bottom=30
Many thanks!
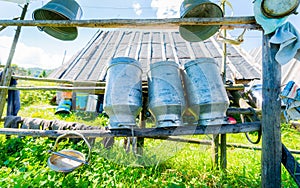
left=0, top=87, right=299, bottom=187
left=0, top=131, right=297, bottom=187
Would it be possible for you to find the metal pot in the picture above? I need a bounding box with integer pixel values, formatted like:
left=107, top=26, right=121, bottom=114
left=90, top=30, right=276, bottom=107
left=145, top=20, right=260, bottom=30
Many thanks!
left=261, top=0, right=300, bottom=18
left=47, top=131, right=91, bottom=173
left=32, top=0, right=82, bottom=41
left=179, top=0, right=223, bottom=42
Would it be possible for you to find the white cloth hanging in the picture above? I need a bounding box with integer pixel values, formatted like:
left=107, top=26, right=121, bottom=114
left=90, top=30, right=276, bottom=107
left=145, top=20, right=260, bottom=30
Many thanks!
left=270, top=22, right=300, bottom=65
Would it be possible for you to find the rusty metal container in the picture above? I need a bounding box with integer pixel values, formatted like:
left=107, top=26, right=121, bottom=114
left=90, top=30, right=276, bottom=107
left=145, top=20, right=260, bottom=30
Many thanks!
left=104, top=57, right=143, bottom=129
left=147, top=61, right=186, bottom=128
left=183, top=58, right=229, bottom=125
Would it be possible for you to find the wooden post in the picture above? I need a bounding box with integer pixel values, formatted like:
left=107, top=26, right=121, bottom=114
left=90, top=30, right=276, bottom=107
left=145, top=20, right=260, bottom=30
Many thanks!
left=261, top=34, right=281, bottom=187
left=0, top=4, right=28, bottom=119
left=137, top=93, right=147, bottom=155
left=212, top=134, right=219, bottom=168
left=220, top=1, right=227, bottom=170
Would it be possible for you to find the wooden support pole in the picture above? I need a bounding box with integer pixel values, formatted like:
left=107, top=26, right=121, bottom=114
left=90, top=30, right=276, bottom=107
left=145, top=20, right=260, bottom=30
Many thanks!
left=220, top=1, right=227, bottom=170
left=0, top=17, right=260, bottom=29
left=137, top=93, right=148, bottom=155
left=212, top=134, right=219, bottom=168
left=261, top=34, right=282, bottom=188
left=281, top=144, right=300, bottom=186
left=0, top=4, right=28, bottom=119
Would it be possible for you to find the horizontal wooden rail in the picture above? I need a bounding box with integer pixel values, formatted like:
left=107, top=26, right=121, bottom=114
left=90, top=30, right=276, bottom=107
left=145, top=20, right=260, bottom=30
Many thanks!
left=0, top=86, right=106, bottom=92
left=0, top=122, right=260, bottom=138
left=0, top=83, right=243, bottom=93
left=227, top=107, right=261, bottom=115
left=13, top=75, right=105, bottom=86
left=158, top=137, right=300, bottom=155
left=0, top=17, right=261, bottom=30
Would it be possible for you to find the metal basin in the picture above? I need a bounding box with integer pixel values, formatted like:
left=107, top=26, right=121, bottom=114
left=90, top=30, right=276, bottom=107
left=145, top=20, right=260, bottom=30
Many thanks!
left=47, top=132, right=91, bottom=173
left=179, top=0, right=223, bottom=42
left=32, top=0, right=82, bottom=41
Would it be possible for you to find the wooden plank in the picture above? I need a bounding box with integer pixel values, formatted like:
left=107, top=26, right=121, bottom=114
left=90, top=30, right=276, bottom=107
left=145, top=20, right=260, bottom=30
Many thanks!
left=13, top=75, right=105, bottom=86
left=220, top=134, right=227, bottom=169
left=261, top=34, right=282, bottom=188
left=281, top=144, right=300, bottom=186
left=0, top=4, right=28, bottom=119
left=220, top=3, right=227, bottom=168
left=0, top=122, right=260, bottom=138
left=0, top=17, right=260, bottom=29
left=212, top=134, right=219, bottom=168
left=227, top=107, right=261, bottom=115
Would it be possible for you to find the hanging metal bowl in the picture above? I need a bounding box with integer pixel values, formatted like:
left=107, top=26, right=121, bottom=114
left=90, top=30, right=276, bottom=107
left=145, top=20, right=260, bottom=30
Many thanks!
left=47, top=131, right=91, bottom=173
left=261, top=0, right=300, bottom=18
left=179, top=0, right=223, bottom=42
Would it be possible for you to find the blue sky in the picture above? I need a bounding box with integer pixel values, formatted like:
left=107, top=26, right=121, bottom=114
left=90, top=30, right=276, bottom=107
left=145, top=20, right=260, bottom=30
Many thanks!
left=0, top=0, right=299, bottom=69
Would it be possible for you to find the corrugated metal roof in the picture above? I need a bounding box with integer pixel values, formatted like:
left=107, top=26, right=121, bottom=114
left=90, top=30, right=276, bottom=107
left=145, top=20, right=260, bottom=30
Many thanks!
left=49, top=30, right=261, bottom=83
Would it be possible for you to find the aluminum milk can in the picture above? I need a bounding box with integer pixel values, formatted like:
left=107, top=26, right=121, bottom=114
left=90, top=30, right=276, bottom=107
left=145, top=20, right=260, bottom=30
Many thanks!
left=183, top=58, right=229, bottom=125
left=104, top=57, right=143, bottom=129
left=148, top=61, right=186, bottom=128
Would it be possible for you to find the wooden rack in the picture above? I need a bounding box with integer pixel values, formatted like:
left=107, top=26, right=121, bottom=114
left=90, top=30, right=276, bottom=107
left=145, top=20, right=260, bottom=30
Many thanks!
left=0, top=5, right=283, bottom=187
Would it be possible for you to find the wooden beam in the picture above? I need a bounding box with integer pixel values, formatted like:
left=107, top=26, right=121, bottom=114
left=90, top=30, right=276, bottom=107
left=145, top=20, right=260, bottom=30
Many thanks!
left=227, top=107, right=261, bottom=115
left=261, top=34, right=282, bottom=188
left=0, top=86, right=106, bottom=91
left=0, top=122, right=260, bottom=138
left=0, top=17, right=260, bottom=29
left=13, top=75, right=105, bottom=86
left=0, top=4, right=28, bottom=119
left=281, top=144, right=300, bottom=186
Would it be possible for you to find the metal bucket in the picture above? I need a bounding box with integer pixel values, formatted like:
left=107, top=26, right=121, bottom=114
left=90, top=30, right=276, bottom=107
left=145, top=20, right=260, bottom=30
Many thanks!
left=76, top=92, right=89, bottom=111
left=147, top=61, right=186, bottom=128
left=261, top=0, right=299, bottom=18
left=104, top=57, right=143, bottom=129
left=179, top=0, right=223, bottom=42
left=183, top=58, right=229, bottom=125
left=55, top=99, right=72, bottom=114
left=32, top=0, right=82, bottom=41
left=47, top=131, right=91, bottom=173
left=86, top=95, right=98, bottom=112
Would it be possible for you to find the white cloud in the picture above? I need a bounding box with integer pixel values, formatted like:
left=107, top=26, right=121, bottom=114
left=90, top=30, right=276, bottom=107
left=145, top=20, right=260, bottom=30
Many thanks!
left=0, top=36, right=69, bottom=69
left=151, top=0, right=183, bottom=18
left=132, top=3, right=142, bottom=16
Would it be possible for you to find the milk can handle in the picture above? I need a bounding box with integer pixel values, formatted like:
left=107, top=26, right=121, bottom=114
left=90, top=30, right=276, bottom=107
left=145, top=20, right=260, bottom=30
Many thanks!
left=52, top=131, right=91, bottom=162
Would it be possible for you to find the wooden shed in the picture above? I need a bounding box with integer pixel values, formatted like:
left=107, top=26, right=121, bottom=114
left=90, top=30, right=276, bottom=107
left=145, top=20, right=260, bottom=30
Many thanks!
left=49, top=30, right=261, bottom=84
